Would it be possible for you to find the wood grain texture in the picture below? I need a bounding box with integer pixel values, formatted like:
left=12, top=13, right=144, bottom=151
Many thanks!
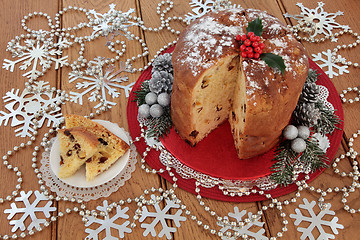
left=0, top=0, right=359, bottom=239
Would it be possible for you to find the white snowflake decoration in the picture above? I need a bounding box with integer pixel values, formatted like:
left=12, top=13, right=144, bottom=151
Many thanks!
left=185, top=0, right=241, bottom=22
left=88, top=4, right=138, bottom=41
left=290, top=198, right=344, bottom=240
left=218, top=207, right=268, bottom=240
left=0, top=81, right=64, bottom=137
left=284, top=2, right=350, bottom=40
left=4, top=190, right=56, bottom=232
left=69, top=58, right=132, bottom=108
left=139, top=195, right=186, bottom=239
left=85, top=200, right=132, bottom=240
left=3, top=33, right=69, bottom=80
left=312, top=49, right=349, bottom=78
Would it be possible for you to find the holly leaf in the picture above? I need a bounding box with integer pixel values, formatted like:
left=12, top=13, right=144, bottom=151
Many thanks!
left=260, top=53, right=286, bottom=75
left=246, top=18, right=263, bottom=36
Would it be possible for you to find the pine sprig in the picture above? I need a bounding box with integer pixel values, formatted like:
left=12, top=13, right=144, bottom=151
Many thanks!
left=306, top=68, right=320, bottom=83
left=270, top=137, right=329, bottom=186
left=313, top=101, right=341, bottom=135
left=300, top=138, right=329, bottom=172
left=270, top=140, right=298, bottom=186
left=145, top=108, right=172, bottom=139
left=133, top=80, right=150, bottom=106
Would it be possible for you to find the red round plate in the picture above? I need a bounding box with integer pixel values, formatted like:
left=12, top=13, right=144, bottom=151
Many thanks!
left=127, top=46, right=344, bottom=202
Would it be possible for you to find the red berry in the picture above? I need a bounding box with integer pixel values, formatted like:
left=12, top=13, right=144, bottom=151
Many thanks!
left=254, top=53, right=260, bottom=59
left=241, top=52, right=248, bottom=58
left=244, top=39, right=251, bottom=46
left=240, top=44, right=246, bottom=51
left=248, top=52, right=254, bottom=58
left=236, top=35, right=241, bottom=41
left=241, top=35, right=247, bottom=41
left=247, top=32, right=255, bottom=37
left=254, top=47, right=261, bottom=53
left=258, top=49, right=263, bottom=55
left=250, top=36, right=257, bottom=42
left=252, top=42, right=259, bottom=48
left=259, top=42, right=265, bottom=49
left=246, top=47, right=253, bottom=53
left=255, top=36, right=261, bottom=41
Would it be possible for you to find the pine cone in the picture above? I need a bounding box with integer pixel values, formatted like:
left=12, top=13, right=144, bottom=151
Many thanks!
left=149, top=70, right=173, bottom=94
left=306, top=68, right=320, bottom=83
left=293, top=102, right=321, bottom=127
left=298, top=82, right=320, bottom=103
left=152, top=53, right=173, bottom=74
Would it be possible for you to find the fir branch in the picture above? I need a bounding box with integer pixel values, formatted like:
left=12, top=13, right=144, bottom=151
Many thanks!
left=145, top=108, right=172, bottom=139
left=313, top=101, right=341, bottom=135
left=270, top=137, right=329, bottom=186
left=133, top=80, right=150, bottom=106
left=299, top=138, right=329, bottom=172
left=306, top=68, right=320, bottom=83
left=270, top=140, right=298, bottom=186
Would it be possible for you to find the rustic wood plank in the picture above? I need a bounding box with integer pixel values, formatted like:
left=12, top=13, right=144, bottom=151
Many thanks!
left=137, top=0, right=297, bottom=239
left=263, top=0, right=360, bottom=239
left=57, top=0, right=163, bottom=239
left=0, top=0, right=60, bottom=239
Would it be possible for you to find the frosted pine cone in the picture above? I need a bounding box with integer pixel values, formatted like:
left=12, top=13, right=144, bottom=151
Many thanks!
left=293, top=102, right=321, bottom=127
left=152, top=53, right=173, bottom=74
left=298, top=82, right=320, bottom=103
left=149, top=70, right=173, bottom=94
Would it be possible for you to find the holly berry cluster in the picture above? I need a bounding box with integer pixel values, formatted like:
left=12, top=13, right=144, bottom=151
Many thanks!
left=236, top=32, right=265, bottom=59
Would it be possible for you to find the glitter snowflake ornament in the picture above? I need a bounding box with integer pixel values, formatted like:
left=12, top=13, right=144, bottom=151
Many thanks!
left=139, top=195, right=186, bottom=239
left=88, top=4, right=138, bottom=42
left=4, top=190, right=56, bottom=232
left=69, top=58, right=132, bottom=108
left=3, top=33, right=69, bottom=80
left=85, top=200, right=132, bottom=240
left=185, top=0, right=241, bottom=22
left=290, top=198, right=344, bottom=240
left=284, top=2, right=349, bottom=40
left=0, top=81, right=65, bottom=137
left=312, top=49, right=349, bottom=78
left=218, top=207, right=268, bottom=240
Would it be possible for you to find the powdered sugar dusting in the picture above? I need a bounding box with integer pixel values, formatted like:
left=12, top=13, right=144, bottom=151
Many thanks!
left=177, top=9, right=245, bottom=77
left=269, top=38, right=288, bottom=48
left=244, top=60, right=269, bottom=96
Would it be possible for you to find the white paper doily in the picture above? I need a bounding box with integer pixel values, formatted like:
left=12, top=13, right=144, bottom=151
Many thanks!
left=140, top=83, right=332, bottom=192
left=40, top=122, right=137, bottom=201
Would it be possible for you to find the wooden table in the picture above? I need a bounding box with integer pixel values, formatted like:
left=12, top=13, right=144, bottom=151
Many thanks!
left=0, top=0, right=359, bottom=239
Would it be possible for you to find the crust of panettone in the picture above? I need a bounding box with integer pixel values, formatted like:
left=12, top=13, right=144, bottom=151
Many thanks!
left=64, top=114, right=130, bottom=152
left=58, top=127, right=99, bottom=147
left=171, top=8, right=309, bottom=158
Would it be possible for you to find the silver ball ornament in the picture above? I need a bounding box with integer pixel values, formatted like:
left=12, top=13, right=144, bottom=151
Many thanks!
left=150, top=104, right=164, bottom=118
left=138, top=104, right=150, bottom=118
left=145, top=92, right=158, bottom=105
left=291, top=138, right=307, bottom=153
left=283, top=125, right=298, bottom=140
left=297, top=126, right=310, bottom=139
left=157, top=92, right=171, bottom=107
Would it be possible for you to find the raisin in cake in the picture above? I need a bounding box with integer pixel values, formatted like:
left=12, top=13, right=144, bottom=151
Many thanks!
left=65, top=114, right=130, bottom=181
left=171, top=8, right=309, bottom=159
left=58, top=127, right=99, bottom=178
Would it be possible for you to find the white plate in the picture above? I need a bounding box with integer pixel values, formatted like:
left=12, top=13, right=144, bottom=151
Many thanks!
left=50, top=120, right=130, bottom=188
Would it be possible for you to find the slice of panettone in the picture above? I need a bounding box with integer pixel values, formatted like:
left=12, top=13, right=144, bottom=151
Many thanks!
left=64, top=114, right=130, bottom=181
left=58, top=127, right=99, bottom=179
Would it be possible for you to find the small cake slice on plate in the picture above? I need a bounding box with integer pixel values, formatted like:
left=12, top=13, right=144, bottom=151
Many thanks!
left=65, top=114, right=130, bottom=181
left=58, top=127, right=99, bottom=179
